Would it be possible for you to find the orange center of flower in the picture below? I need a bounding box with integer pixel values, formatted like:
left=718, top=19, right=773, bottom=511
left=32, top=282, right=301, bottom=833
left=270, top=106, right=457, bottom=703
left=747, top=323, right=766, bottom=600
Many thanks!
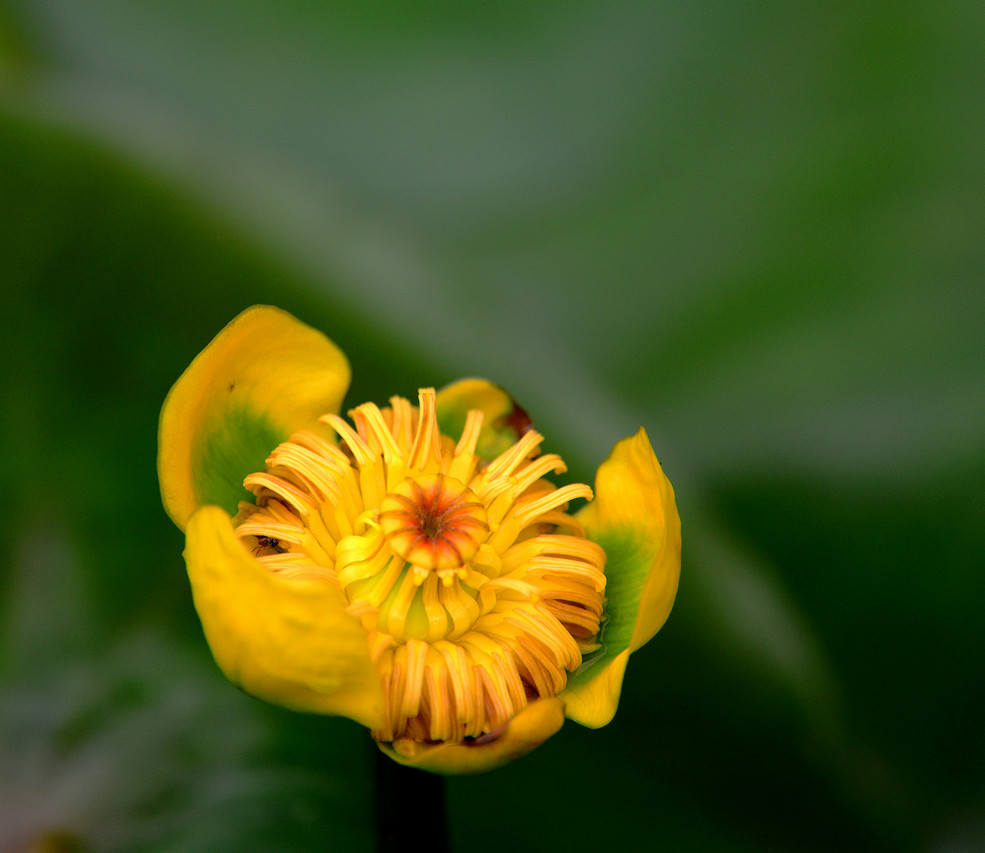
left=379, top=474, right=488, bottom=571
left=233, top=388, right=606, bottom=748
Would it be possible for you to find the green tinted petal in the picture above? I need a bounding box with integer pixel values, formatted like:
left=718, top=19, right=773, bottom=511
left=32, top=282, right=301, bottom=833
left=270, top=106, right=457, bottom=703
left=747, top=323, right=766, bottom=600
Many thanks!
left=562, top=429, right=681, bottom=728
left=436, top=378, right=533, bottom=461
left=184, top=505, right=385, bottom=728
left=158, top=306, right=350, bottom=530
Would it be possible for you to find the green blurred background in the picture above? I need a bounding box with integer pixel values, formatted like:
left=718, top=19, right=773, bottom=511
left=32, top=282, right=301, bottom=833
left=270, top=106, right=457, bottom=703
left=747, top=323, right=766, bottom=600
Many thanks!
left=2, top=2, right=983, bottom=851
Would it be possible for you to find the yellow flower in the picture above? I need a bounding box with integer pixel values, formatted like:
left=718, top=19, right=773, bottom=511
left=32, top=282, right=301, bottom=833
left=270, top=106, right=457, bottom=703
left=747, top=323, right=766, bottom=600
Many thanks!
left=158, top=306, right=680, bottom=774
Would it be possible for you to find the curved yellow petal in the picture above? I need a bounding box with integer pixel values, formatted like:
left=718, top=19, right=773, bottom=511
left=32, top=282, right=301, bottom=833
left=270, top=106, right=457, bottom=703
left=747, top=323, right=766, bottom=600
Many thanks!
left=435, top=378, right=533, bottom=462
left=560, top=649, right=629, bottom=729
left=184, top=505, right=385, bottom=729
left=377, top=698, right=565, bottom=775
left=159, top=305, right=350, bottom=531
left=589, top=427, right=681, bottom=651
left=563, top=428, right=681, bottom=728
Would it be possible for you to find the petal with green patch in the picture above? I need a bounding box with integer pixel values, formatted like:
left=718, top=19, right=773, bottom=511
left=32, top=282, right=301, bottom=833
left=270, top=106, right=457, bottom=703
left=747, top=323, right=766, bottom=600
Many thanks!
left=435, top=378, right=533, bottom=462
left=184, top=505, right=386, bottom=729
left=158, top=305, right=350, bottom=530
left=562, top=429, right=681, bottom=728
left=377, top=697, right=565, bottom=775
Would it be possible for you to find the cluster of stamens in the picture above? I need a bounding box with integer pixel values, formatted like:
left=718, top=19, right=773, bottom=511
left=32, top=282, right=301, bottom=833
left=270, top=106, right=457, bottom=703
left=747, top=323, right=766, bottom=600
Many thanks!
left=234, top=388, right=606, bottom=746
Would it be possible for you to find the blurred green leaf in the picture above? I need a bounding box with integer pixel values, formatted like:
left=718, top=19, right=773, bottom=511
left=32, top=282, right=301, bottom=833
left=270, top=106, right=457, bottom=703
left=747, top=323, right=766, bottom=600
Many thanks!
left=3, top=1, right=984, bottom=850
left=0, top=521, right=375, bottom=852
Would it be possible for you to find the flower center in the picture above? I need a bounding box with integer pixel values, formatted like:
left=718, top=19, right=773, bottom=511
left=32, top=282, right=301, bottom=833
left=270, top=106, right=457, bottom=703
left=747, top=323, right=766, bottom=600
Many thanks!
left=379, top=474, right=488, bottom=571
left=233, top=388, right=606, bottom=746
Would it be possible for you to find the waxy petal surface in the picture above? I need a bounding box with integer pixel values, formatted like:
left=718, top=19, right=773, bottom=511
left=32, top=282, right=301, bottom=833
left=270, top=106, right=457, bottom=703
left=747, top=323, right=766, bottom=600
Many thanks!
left=436, top=378, right=533, bottom=462
left=185, top=505, right=385, bottom=729
left=378, top=697, right=565, bottom=775
left=159, top=306, right=349, bottom=530
left=563, top=429, right=681, bottom=727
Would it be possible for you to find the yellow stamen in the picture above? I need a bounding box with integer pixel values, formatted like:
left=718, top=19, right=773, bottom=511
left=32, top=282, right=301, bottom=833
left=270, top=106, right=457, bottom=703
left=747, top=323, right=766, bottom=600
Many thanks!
left=232, top=386, right=606, bottom=745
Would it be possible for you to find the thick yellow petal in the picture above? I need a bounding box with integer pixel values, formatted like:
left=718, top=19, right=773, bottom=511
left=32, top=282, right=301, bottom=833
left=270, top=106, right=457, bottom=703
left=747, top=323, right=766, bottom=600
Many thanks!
left=184, top=505, right=385, bottom=729
left=159, top=305, right=350, bottom=531
left=377, top=698, right=565, bottom=775
left=560, top=650, right=629, bottom=729
left=435, top=378, right=533, bottom=461
left=586, top=427, right=681, bottom=652
left=563, top=428, right=681, bottom=728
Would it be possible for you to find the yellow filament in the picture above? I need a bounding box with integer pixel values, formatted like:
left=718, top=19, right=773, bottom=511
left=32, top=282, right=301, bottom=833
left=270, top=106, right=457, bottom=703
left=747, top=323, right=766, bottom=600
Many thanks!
left=513, top=483, right=595, bottom=527
left=319, top=413, right=375, bottom=466
left=485, top=429, right=543, bottom=479
left=513, top=453, right=566, bottom=493
left=388, top=396, right=415, bottom=449
left=351, top=403, right=403, bottom=463
left=407, top=388, right=441, bottom=471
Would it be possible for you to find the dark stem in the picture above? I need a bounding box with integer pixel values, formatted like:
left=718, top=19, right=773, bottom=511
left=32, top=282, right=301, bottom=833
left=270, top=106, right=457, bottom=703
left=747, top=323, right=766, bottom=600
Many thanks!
left=375, top=750, right=450, bottom=853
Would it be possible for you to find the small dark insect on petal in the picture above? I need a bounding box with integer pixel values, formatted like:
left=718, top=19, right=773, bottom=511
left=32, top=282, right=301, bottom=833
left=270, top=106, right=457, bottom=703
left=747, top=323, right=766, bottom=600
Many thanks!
left=253, top=536, right=285, bottom=555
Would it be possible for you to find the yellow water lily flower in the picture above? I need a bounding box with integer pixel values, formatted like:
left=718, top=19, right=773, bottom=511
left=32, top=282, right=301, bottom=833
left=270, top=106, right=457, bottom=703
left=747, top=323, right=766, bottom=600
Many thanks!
left=158, top=306, right=680, bottom=774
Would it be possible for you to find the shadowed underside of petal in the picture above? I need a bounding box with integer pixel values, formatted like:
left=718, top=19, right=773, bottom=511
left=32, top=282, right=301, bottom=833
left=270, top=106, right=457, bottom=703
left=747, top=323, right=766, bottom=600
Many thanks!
left=563, top=428, right=681, bottom=728
left=184, top=505, right=385, bottom=729
left=159, top=305, right=350, bottom=530
left=377, top=697, right=565, bottom=775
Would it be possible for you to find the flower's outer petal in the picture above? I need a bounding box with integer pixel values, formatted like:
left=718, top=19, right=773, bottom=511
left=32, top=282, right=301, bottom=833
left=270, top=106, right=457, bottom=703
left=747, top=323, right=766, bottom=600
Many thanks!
left=560, top=650, right=630, bottom=729
left=436, top=378, right=533, bottom=462
left=377, top=698, right=565, bottom=775
left=563, top=428, right=681, bottom=728
left=159, top=305, right=350, bottom=531
left=184, top=505, right=386, bottom=729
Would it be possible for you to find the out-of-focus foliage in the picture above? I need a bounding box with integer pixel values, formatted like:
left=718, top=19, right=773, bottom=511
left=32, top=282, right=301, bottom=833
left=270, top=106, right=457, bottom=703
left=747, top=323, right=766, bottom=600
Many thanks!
left=0, top=525, right=376, bottom=852
left=2, top=2, right=983, bottom=851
